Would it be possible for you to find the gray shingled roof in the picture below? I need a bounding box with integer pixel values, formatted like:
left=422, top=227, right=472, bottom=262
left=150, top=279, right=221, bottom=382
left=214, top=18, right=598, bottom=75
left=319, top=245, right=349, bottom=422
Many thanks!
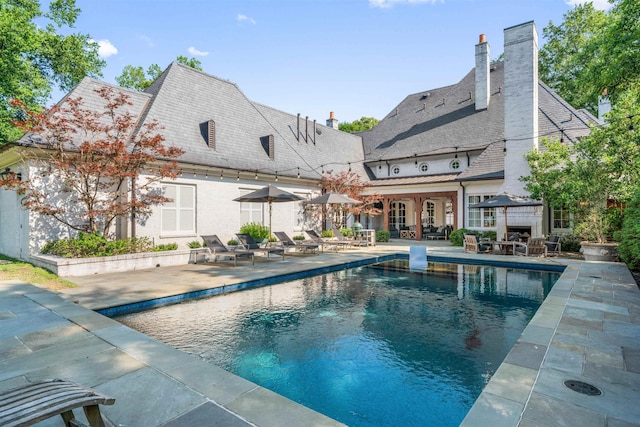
left=359, top=61, right=594, bottom=182
left=136, top=62, right=363, bottom=180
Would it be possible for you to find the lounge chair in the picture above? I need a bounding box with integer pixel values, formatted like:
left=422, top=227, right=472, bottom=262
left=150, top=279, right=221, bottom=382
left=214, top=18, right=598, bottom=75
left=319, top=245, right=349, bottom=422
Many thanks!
left=514, top=237, right=548, bottom=257
left=463, top=233, right=492, bottom=254
left=236, top=233, right=285, bottom=261
left=331, top=225, right=368, bottom=247
left=304, top=229, right=348, bottom=251
left=201, top=235, right=255, bottom=267
left=545, top=235, right=561, bottom=256
left=0, top=378, right=116, bottom=427
left=274, top=231, right=319, bottom=255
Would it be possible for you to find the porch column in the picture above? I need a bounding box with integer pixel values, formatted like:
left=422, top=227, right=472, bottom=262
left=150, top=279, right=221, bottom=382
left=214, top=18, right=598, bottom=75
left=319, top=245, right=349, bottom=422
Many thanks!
left=383, top=197, right=390, bottom=232
left=415, top=196, right=424, bottom=241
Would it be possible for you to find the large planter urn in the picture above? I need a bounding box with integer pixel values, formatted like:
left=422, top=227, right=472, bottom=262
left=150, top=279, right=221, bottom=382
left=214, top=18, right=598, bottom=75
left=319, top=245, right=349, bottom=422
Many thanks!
left=580, top=242, right=620, bottom=262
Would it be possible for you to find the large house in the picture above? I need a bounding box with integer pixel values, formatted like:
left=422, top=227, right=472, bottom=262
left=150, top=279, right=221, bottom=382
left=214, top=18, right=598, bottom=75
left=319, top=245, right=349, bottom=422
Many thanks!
left=0, top=21, right=595, bottom=260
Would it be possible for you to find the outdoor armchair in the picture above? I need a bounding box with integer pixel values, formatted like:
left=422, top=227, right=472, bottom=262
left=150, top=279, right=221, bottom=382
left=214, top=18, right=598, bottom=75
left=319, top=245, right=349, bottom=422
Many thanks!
left=201, top=235, right=255, bottom=267
left=514, top=237, right=548, bottom=257
left=463, top=234, right=492, bottom=254
left=545, top=235, right=562, bottom=256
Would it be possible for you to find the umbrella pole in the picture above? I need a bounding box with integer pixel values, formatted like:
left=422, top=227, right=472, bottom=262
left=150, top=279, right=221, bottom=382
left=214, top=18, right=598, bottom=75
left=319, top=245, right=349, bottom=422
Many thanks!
left=269, top=201, right=273, bottom=245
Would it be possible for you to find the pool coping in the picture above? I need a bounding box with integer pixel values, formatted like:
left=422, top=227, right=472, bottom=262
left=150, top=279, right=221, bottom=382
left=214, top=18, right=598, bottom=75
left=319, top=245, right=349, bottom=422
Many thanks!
left=3, top=244, right=639, bottom=426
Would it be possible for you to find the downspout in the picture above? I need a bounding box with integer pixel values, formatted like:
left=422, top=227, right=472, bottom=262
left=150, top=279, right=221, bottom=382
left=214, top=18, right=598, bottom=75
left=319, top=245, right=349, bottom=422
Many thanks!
left=130, top=177, right=137, bottom=238
left=459, top=181, right=465, bottom=229
left=466, top=151, right=470, bottom=167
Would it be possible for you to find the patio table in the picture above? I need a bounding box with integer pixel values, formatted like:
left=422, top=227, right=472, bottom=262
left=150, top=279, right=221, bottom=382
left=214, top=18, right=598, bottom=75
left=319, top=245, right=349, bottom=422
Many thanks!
left=491, top=241, right=516, bottom=255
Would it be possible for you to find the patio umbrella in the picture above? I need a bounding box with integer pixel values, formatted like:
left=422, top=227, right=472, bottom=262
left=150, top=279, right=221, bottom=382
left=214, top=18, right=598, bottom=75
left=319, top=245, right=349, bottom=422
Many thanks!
left=233, top=185, right=303, bottom=239
left=469, top=193, right=542, bottom=235
left=305, top=192, right=362, bottom=205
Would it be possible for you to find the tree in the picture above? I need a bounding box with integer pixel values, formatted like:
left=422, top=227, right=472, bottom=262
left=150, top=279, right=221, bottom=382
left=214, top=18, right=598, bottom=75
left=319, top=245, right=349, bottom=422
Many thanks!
left=306, top=170, right=382, bottom=228
left=1, top=87, right=185, bottom=238
left=539, top=0, right=639, bottom=115
left=116, top=56, right=203, bottom=91
left=338, top=117, right=379, bottom=133
left=0, top=0, right=104, bottom=143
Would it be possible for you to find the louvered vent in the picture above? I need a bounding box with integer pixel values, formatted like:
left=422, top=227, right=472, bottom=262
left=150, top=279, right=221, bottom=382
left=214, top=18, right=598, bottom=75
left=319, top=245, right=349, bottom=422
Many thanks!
left=260, top=134, right=275, bottom=159
left=207, top=120, right=216, bottom=149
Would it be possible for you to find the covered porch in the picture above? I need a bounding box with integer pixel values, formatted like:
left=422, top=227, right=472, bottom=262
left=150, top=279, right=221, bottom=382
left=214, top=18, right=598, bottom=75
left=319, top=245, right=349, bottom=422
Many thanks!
left=380, top=191, right=458, bottom=241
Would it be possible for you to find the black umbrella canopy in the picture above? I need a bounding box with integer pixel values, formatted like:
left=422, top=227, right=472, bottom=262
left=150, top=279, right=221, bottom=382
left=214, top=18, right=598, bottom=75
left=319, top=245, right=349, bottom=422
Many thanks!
left=469, top=193, right=542, bottom=209
left=305, top=192, right=362, bottom=205
left=233, top=184, right=303, bottom=204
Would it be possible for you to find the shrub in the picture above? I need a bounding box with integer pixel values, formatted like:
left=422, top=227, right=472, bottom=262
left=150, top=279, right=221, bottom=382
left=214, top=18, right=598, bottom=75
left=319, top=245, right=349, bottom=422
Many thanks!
left=449, top=228, right=477, bottom=246
left=480, top=230, right=497, bottom=241
left=376, top=230, right=390, bottom=242
left=321, top=230, right=334, bottom=238
left=292, top=235, right=306, bottom=241
left=153, top=243, right=178, bottom=252
left=187, top=240, right=201, bottom=248
left=559, top=234, right=582, bottom=253
left=239, top=222, right=270, bottom=240
left=340, top=227, right=353, bottom=237
left=41, top=233, right=154, bottom=258
left=227, top=239, right=239, bottom=246
left=615, top=193, right=640, bottom=270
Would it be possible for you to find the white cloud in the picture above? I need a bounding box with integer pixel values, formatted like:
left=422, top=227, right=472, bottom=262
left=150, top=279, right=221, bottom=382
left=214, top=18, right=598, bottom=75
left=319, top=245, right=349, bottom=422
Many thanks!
left=139, top=35, right=155, bottom=48
left=237, top=13, right=256, bottom=24
left=188, top=46, right=209, bottom=57
left=564, top=0, right=613, bottom=10
left=369, top=0, right=442, bottom=8
left=91, top=39, right=118, bottom=58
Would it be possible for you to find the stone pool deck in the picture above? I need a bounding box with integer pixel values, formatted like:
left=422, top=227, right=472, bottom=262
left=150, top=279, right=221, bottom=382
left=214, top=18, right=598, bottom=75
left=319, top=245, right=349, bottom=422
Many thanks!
left=1, top=241, right=639, bottom=426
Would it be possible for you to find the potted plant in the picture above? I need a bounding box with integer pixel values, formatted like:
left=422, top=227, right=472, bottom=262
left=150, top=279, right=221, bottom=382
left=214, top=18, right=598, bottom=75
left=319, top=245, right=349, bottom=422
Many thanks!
left=523, top=111, right=636, bottom=261
left=239, top=222, right=270, bottom=243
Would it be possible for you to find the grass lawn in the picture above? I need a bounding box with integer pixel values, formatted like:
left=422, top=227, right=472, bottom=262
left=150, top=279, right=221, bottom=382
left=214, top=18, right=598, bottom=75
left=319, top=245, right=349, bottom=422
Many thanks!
left=0, top=254, right=76, bottom=290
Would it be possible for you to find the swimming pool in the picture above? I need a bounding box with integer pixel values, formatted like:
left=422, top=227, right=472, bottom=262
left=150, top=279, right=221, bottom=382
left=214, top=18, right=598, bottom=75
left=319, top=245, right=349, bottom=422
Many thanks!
left=116, top=259, right=560, bottom=426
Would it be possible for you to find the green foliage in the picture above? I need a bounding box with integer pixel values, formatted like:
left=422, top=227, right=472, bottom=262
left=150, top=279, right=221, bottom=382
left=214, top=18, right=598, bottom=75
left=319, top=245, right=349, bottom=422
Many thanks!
left=321, top=230, right=334, bottom=238
left=614, top=194, right=640, bottom=270
left=559, top=234, right=582, bottom=253
left=449, top=228, right=476, bottom=247
left=152, top=243, right=177, bottom=252
left=187, top=240, right=201, bottom=248
left=338, top=117, right=379, bottom=133
left=41, top=233, right=154, bottom=258
left=239, top=222, right=270, bottom=240
left=376, top=230, right=390, bottom=242
left=480, top=231, right=497, bottom=241
left=340, top=227, right=353, bottom=237
left=227, top=239, right=239, bottom=246
left=292, top=235, right=306, bottom=241
left=116, top=56, right=203, bottom=91
left=0, top=0, right=105, bottom=142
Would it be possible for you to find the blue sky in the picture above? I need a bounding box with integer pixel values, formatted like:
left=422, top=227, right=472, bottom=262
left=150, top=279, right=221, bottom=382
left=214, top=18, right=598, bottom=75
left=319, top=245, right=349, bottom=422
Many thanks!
left=67, top=0, right=610, bottom=124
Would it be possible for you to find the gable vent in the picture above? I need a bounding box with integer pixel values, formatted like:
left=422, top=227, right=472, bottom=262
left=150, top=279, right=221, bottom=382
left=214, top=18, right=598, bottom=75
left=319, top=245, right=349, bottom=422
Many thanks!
left=207, top=120, right=216, bottom=149
left=260, top=134, right=275, bottom=160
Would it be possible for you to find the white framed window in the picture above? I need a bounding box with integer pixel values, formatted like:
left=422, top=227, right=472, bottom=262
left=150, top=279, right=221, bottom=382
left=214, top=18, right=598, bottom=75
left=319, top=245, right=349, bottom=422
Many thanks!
left=468, top=194, right=495, bottom=229
left=391, top=165, right=400, bottom=175
left=552, top=206, right=571, bottom=230
left=423, top=201, right=435, bottom=226
left=419, top=162, right=429, bottom=173
left=161, top=184, right=195, bottom=234
left=389, top=201, right=407, bottom=230
left=239, top=188, right=264, bottom=224
left=450, top=159, right=460, bottom=170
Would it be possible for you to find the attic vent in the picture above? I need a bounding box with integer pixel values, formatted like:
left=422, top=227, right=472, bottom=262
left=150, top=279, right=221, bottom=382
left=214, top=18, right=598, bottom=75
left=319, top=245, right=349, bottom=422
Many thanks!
left=207, top=120, right=216, bottom=149
left=260, top=134, right=275, bottom=160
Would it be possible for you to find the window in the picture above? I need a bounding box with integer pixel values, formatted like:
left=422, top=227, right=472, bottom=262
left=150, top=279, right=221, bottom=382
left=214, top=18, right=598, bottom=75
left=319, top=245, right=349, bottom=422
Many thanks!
left=552, top=206, right=571, bottom=230
left=161, top=184, right=195, bottom=234
left=239, top=189, right=264, bottom=224
left=422, top=201, right=435, bottom=226
left=450, top=159, right=460, bottom=170
left=391, top=165, right=400, bottom=175
left=419, top=162, right=429, bottom=173
left=468, top=194, right=495, bottom=229
left=445, top=201, right=454, bottom=226
left=389, top=201, right=407, bottom=229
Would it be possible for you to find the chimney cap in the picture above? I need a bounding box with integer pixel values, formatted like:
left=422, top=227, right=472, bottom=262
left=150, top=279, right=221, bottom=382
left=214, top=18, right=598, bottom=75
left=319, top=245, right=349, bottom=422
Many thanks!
left=479, top=34, right=487, bottom=44
left=329, top=111, right=335, bottom=119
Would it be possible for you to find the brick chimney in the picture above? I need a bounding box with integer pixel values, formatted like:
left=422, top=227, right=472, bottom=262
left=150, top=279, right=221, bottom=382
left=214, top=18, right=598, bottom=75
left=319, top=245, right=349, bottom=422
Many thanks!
left=326, top=111, right=339, bottom=129
left=501, top=21, right=538, bottom=196
left=475, top=33, right=490, bottom=110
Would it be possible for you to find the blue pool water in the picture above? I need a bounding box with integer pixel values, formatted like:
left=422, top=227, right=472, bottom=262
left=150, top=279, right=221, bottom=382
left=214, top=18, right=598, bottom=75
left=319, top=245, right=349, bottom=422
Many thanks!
left=116, top=259, right=560, bottom=426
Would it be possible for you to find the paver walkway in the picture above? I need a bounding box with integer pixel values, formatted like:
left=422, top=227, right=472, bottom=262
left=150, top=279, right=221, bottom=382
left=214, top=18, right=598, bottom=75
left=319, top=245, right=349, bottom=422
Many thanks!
left=1, top=241, right=639, bottom=426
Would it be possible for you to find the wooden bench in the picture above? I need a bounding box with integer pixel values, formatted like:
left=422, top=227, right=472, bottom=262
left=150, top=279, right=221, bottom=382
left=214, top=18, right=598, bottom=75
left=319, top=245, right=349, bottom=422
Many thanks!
left=0, top=378, right=115, bottom=427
